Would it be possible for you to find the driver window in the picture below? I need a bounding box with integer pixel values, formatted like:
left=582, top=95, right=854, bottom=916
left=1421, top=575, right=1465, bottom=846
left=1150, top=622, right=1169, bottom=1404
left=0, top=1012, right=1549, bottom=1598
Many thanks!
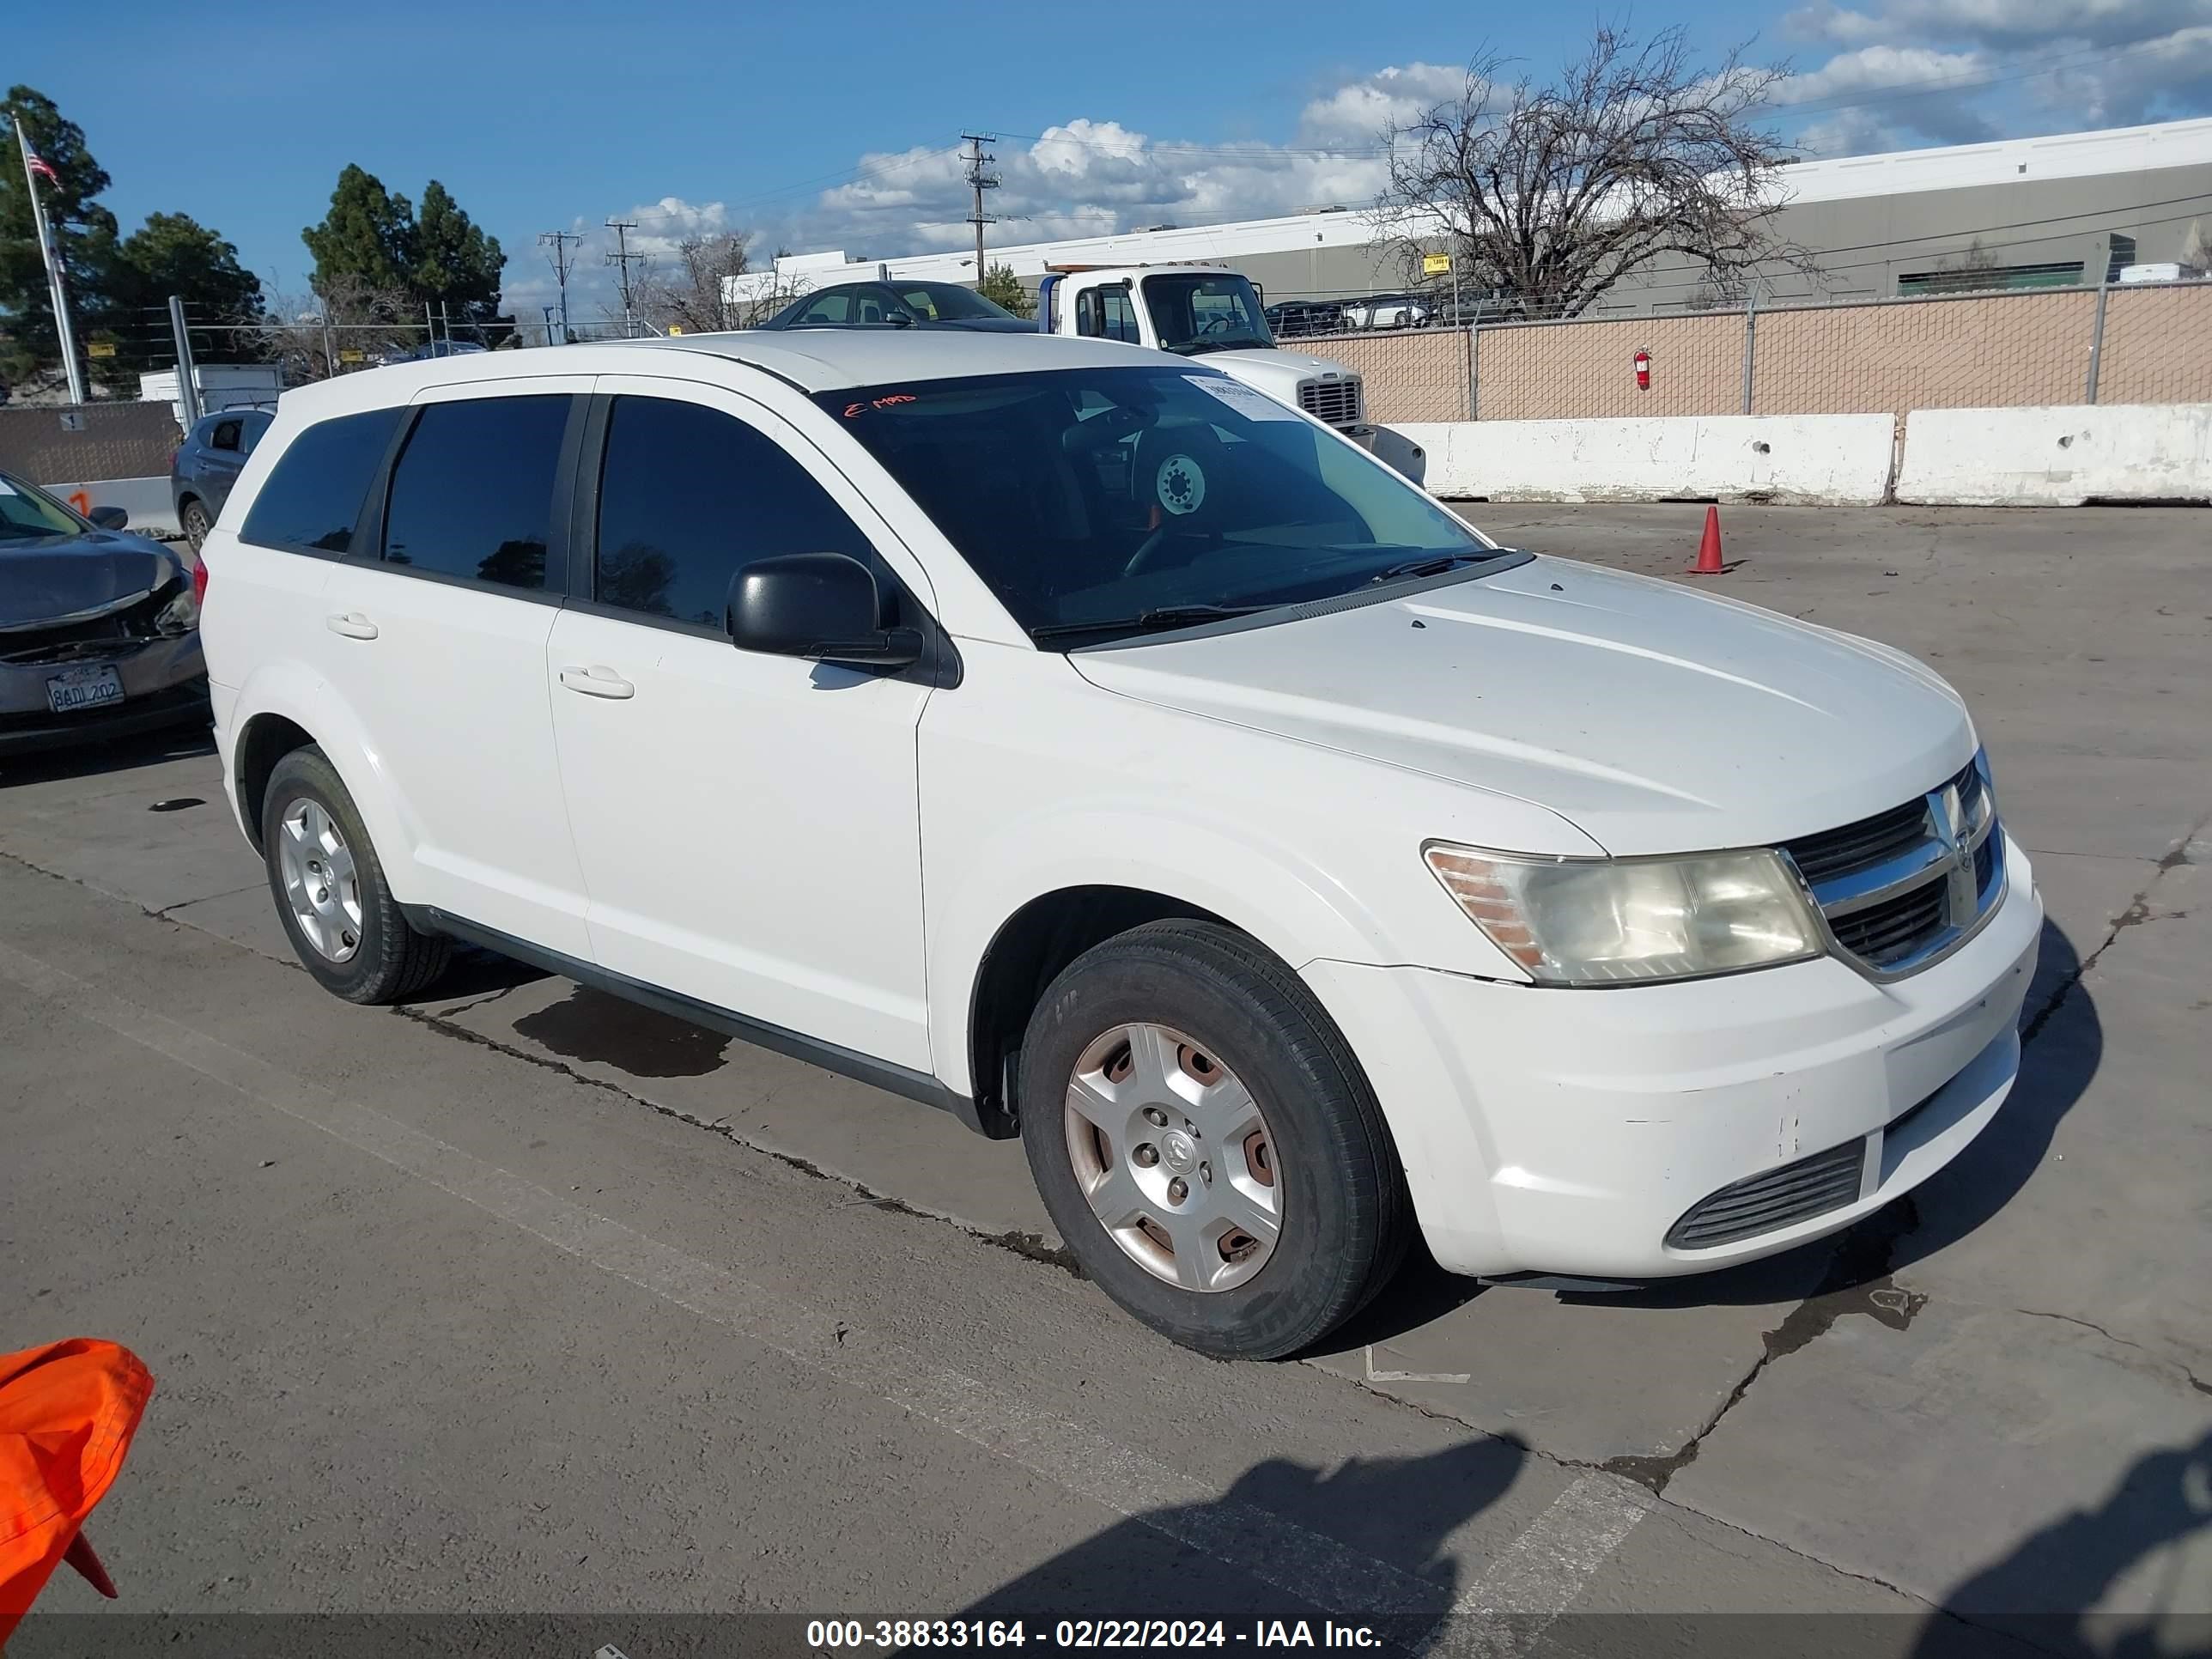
left=594, top=395, right=899, bottom=631
left=1077, top=289, right=1140, bottom=344
left=895, top=289, right=940, bottom=320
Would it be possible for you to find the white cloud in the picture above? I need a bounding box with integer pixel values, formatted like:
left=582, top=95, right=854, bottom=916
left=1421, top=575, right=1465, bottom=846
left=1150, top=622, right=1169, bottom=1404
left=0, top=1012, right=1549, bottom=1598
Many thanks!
left=1778, top=0, right=2212, bottom=149
left=1776, top=45, right=2006, bottom=143
left=1295, top=62, right=1467, bottom=145
left=1789, top=0, right=2209, bottom=49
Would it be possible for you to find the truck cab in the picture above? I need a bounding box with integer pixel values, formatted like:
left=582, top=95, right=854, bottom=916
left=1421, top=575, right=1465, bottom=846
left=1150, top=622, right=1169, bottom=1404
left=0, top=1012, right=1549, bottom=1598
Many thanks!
left=1036, top=264, right=1378, bottom=452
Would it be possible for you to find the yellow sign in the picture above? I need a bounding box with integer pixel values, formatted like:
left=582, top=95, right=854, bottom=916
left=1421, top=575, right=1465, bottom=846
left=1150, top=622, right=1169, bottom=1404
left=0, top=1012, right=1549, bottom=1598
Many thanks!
left=667, top=325, right=684, bottom=335
left=1422, top=252, right=1451, bottom=277
left=338, top=349, right=366, bottom=363
left=88, top=341, right=118, bottom=358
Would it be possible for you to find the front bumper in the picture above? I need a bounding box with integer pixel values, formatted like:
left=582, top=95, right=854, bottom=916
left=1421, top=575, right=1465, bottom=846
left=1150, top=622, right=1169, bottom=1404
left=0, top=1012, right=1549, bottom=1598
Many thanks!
left=0, top=635, right=210, bottom=757
left=1304, top=836, right=2043, bottom=1279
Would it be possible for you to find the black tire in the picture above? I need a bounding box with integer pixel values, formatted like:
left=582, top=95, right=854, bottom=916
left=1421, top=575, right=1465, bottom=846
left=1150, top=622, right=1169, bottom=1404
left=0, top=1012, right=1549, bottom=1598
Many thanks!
left=179, top=498, right=210, bottom=554
left=259, top=746, right=449, bottom=1004
left=1018, top=920, right=1411, bottom=1359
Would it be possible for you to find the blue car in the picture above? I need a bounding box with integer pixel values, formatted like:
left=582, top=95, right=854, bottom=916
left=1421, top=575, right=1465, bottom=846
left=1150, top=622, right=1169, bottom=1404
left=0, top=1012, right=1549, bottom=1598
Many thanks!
left=171, top=406, right=275, bottom=553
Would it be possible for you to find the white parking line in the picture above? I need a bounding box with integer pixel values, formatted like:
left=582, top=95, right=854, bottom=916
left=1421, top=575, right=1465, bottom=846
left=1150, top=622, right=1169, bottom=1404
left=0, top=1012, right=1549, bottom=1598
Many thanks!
left=0, top=937, right=1648, bottom=1638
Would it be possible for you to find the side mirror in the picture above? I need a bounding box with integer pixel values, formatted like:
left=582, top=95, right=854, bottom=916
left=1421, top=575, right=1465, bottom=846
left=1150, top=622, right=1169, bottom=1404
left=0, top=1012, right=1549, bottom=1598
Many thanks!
left=726, top=551, right=924, bottom=671
left=88, top=504, right=130, bottom=530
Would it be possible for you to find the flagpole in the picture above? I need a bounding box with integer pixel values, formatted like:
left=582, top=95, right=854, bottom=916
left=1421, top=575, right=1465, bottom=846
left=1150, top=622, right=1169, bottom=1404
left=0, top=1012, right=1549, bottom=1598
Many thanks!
left=15, top=115, right=88, bottom=404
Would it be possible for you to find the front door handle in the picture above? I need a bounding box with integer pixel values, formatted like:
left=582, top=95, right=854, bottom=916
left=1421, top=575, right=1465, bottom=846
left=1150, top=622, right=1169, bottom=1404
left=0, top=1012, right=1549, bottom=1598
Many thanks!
left=559, top=665, right=635, bottom=700
left=325, top=611, right=378, bottom=640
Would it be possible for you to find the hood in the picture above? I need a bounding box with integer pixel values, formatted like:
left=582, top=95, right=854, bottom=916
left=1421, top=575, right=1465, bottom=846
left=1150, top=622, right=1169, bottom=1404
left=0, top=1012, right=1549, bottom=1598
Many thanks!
left=1200, top=346, right=1357, bottom=386
left=0, top=533, right=183, bottom=631
left=1066, top=556, right=1975, bottom=855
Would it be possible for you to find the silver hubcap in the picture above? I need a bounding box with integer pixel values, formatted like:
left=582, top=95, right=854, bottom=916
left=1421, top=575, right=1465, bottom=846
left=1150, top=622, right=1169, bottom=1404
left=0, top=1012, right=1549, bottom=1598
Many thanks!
left=1063, top=1023, right=1282, bottom=1292
left=277, top=799, right=363, bottom=963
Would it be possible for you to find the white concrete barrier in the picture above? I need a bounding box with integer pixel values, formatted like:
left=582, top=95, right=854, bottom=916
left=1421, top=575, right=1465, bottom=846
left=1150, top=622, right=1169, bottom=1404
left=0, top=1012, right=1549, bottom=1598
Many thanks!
left=1400, top=414, right=1896, bottom=507
left=1897, top=403, right=2212, bottom=506
left=45, top=477, right=182, bottom=538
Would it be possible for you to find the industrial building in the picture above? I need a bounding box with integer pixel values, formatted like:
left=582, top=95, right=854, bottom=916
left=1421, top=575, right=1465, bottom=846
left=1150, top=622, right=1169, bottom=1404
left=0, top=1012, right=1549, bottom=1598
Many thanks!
left=726, top=115, right=2212, bottom=319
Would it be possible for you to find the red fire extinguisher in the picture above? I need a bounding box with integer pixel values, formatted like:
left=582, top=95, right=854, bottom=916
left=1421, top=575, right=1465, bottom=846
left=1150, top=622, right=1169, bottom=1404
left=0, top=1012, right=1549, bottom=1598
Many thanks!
left=1634, top=348, right=1651, bottom=391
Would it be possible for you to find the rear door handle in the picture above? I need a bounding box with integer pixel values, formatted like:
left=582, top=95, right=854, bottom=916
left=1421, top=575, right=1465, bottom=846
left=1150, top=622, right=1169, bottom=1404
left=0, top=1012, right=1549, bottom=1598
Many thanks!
left=325, top=611, right=378, bottom=640
left=559, top=665, right=635, bottom=700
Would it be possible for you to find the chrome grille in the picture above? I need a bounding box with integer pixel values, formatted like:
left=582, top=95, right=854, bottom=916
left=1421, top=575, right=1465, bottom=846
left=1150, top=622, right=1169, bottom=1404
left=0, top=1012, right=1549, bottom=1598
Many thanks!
left=1782, top=757, right=2004, bottom=978
left=1297, top=377, right=1364, bottom=427
left=1666, top=1139, right=1867, bottom=1250
left=1784, top=799, right=1927, bottom=884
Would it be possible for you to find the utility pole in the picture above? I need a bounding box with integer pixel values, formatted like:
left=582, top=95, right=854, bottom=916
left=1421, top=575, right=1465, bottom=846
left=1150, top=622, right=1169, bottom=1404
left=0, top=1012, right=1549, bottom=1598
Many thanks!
left=962, top=132, right=999, bottom=284
left=14, top=114, right=87, bottom=404
left=539, top=228, right=583, bottom=343
left=167, top=295, right=202, bottom=423
left=605, top=219, right=645, bottom=337
left=541, top=305, right=559, bottom=349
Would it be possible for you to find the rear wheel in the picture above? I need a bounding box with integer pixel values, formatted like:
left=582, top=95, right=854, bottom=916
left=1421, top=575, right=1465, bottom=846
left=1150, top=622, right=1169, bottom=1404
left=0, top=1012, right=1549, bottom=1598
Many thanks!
left=259, top=747, right=448, bottom=1003
left=1018, top=920, right=1410, bottom=1359
left=179, top=498, right=210, bottom=554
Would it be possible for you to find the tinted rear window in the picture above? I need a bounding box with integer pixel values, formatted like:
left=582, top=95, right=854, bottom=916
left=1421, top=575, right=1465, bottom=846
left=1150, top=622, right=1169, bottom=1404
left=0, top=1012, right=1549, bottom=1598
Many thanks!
left=240, top=408, right=404, bottom=553
left=380, top=395, right=572, bottom=592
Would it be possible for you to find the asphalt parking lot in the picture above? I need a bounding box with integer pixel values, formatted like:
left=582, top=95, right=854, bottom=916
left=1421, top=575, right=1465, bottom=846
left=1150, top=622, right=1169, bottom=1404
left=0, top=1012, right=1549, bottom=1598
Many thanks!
left=3, top=503, right=2207, bottom=1652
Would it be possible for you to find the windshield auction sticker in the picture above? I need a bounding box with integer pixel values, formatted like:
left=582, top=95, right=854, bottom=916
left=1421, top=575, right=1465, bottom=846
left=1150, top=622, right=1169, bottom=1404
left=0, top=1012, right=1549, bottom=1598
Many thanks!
left=1182, top=375, right=1299, bottom=421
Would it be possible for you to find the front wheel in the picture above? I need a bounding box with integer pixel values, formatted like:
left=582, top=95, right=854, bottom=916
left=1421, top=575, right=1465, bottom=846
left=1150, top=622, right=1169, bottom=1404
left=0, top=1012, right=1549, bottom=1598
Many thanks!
left=1019, top=921, right=1411, bottom=1359
left=259, top=746, right=449, bottom=1004
left=179, top=498, right=210, bottom=554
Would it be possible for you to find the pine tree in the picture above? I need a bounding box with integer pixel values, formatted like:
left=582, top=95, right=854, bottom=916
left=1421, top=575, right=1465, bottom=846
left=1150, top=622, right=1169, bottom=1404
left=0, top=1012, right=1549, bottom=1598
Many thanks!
left=978, top=262, right=1034, bottom=319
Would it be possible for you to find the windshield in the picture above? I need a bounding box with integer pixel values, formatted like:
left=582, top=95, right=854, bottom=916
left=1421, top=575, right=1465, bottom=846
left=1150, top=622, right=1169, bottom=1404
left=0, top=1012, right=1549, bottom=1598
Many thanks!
left=820, top=365, right=1497, bottom=646
left=897, top=283, right=1018, bottom=321
left=0, top=473, right=88, bottom=542
left=1141, top=274, right=1274, bottom=354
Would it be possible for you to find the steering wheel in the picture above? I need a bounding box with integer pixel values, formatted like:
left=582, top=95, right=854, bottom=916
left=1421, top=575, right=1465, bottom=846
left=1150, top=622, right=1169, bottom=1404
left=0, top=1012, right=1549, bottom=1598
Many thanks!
left=1123, top=423, right=1231, bottom=577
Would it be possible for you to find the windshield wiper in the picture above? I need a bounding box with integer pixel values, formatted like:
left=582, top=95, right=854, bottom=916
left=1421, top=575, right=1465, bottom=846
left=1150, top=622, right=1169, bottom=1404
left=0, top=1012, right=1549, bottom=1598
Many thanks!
left=1368, top=553, right=1495, bottom=585
left=1030, top=603, right=1273, bottom=643
left=1174, top=338, right=1267, bottom=356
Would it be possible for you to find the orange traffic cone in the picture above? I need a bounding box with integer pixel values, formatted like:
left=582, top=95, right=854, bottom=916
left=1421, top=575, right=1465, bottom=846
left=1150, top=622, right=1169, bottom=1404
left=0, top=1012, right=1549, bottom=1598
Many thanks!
left=1688, top=505, right=1725, bottom=575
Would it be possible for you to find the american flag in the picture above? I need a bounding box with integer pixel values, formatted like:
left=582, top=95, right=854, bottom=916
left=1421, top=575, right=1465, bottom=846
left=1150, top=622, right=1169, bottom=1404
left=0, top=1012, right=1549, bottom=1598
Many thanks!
left=22, top=143, right=58, bottom=185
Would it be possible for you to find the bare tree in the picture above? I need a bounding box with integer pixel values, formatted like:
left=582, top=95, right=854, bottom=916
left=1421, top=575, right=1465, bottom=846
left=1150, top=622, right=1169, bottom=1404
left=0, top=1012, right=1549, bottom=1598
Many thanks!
left=254, top=271, right=422, bottom=382
left=2182, top=217, right=2210, bottom=275
left=632, top=232, right=755, bottom=335
left=1380, top=27, right=1811, bottom=319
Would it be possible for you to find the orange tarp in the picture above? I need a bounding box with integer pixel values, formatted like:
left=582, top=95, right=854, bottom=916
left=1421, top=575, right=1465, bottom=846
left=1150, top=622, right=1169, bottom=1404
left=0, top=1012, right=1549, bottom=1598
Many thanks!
left=0, top=1339, right=154, bottom=1644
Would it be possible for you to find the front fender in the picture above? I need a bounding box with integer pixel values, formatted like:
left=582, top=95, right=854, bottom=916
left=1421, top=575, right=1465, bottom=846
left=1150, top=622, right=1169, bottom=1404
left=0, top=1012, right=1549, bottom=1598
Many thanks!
left=924, top=805, right=1395, bottom=1097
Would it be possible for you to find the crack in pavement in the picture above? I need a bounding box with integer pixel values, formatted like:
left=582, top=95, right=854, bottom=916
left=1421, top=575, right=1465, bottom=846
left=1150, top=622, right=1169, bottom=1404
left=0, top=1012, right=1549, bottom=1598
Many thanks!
left=2017, top=1309, right=2212, bottom=1398
left=390, top=1002, right=1092, bottom=1279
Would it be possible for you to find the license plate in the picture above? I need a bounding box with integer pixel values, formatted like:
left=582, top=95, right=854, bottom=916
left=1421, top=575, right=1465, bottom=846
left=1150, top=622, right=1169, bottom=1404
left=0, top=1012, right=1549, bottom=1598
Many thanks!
left=46, top=663, right=126, bottom=714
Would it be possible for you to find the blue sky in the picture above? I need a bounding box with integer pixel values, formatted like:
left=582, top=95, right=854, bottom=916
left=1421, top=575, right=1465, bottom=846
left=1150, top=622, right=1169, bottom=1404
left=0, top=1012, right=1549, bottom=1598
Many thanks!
left=15, top=0, right=2212, bottom=317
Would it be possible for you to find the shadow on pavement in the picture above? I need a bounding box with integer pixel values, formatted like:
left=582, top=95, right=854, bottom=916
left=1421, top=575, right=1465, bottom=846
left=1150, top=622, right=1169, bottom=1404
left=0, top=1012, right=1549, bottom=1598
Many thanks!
left=1887, top=916, right=2100, bottom=1275
left=960, top=1437, right=1527, bottom=1626
left=0, top=725, right=215, bottom=790
left=1911, top=1427, right=2212, bottom=1658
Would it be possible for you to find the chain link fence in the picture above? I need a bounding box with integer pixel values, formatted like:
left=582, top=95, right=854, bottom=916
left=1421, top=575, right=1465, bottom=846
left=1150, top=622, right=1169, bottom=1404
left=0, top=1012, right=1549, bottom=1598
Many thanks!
left=1302, top=278, right=2212, bottom=424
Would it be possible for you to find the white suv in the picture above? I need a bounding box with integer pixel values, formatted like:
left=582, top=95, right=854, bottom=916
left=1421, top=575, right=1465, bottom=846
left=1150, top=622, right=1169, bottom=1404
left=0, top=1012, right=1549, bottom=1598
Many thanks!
left=202, top=332, right=2042, bottom=1359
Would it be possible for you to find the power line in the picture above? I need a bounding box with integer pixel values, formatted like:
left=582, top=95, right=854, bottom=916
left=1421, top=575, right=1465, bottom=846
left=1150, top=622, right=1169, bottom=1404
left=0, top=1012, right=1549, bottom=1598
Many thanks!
left=963, top=132, right=1000, bottom=279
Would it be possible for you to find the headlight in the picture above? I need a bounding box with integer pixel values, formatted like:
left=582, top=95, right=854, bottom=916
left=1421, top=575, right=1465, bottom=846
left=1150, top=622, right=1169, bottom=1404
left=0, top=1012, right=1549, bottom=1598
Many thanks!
left=1424, top=842, right=1824, bottom=986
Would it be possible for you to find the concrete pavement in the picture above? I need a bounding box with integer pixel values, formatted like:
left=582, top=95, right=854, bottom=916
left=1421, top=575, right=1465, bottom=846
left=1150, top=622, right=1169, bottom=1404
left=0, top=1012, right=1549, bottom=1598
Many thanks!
left=2, top=504, right=2207, bottom=1649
